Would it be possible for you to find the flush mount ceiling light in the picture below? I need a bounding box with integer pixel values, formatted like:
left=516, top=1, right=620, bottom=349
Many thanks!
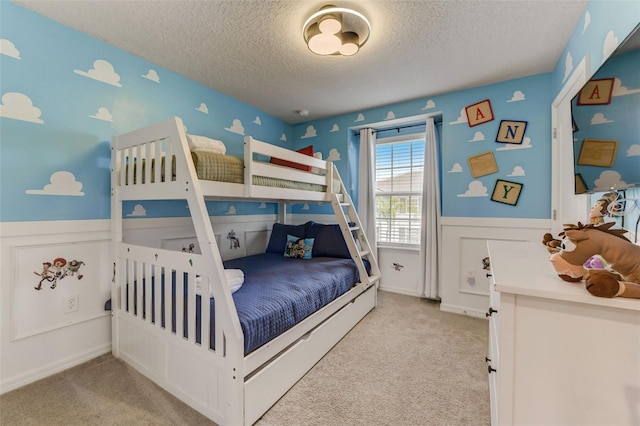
left=303, top=5, right=371, bottom=56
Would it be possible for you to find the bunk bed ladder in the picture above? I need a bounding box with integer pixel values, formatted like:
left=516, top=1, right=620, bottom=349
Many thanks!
left=330, top=166, right=381, bottom=289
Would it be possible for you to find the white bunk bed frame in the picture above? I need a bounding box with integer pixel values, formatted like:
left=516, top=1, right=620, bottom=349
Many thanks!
left=110, top=116, right=381, bottom=425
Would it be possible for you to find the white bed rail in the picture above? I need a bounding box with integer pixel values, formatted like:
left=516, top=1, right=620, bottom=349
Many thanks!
left=111, top=116, right=338, bottom=202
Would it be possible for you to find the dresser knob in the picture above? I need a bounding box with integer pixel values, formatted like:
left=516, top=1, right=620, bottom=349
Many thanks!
left=486, top=273, right=493, bottom=278
left=485, top=307, right=498, bottom=317
left=485, top=357, right=491, bottom=363
left=488, top=365, right=497, bottom=374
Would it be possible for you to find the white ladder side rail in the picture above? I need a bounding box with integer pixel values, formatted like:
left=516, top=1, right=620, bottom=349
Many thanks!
left=330, top=165, right=381, bottom=288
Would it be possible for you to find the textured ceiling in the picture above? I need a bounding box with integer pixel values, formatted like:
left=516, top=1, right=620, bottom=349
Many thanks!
left=15, top=0, right=588, bottom=123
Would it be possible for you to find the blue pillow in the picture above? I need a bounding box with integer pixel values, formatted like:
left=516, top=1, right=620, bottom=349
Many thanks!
left=283, top=235, right=314, bottom=259
left=266, top=223, right=306, bottom=253
left=304, top=221, right=353, bottom=259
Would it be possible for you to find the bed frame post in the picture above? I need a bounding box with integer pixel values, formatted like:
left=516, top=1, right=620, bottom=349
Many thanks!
left=110, top=138, right=122, bottom=357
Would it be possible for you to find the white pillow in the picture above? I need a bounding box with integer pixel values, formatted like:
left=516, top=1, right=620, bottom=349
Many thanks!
left=186, top=134, right=226, bottom=155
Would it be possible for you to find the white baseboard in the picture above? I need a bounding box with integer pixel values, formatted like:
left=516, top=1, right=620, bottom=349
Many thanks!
left=440, top=303, right=488, bottom=319
left=0, top=343, right=111, bottom=395
left=378, top=286, right=419, bottom=297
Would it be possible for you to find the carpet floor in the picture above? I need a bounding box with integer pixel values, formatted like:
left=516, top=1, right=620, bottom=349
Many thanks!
left=0, top=290, right=490, bottom=425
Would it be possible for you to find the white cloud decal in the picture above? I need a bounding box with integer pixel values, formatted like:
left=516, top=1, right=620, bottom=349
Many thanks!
left=253, top=116, right=262, bottom=125
left=590, top=112, right=613, bottom=125
left=449, top=108, right=468, bottom=125
left=627, top=144, right=640, bottom=157
left=563, top=51, right=573, bottom=83
left=89, top=107, right=113, bottom=122
left=0, top=39, right=21, bottom=59
left=593, top=170, right=630, bottom=192
left=422, top=99, right=436, bottom=110
left=127, top=204, right=147, bottom=217
left=355, top=113, right=365, bottom=122
left=602, top=30, right=618, bottom=64
left=0, top=92, right=44, bottom=123
left=385, top=111, right=396, bottom=120
left=301, top=125, right=317, bottom=139
left=507, top=91, right=526, bottom=102
left=330, top=123, right=339, bottom=132
left=74, top=59, right=122, bottom=87
left=196, top=103, right=209, bottom=114
left=508, top=166, right=526, bottom=177
left=469, top=131, right=485, bottom=142
left=457, top=180, right=488, bottom=197
left=141, top=69, right=160, bottom=83
left=612, top=77, right=640, bottom=96
left=280, top=133, right=287, bottom=142
left=448, top=163, right=463, bottom=173
left=26, top=171, right=84, bottom=196
left=226, top=205, right=237, bottom=215
left=496, top=136, right=533, bottom=151
left=582, top=10, right=591, bottom=34
left=327, top=148, right=340, bottom=162
left=258, top=202, right=267, bottom=208
left=301, top=204, right=310, bottom=210
left=225, top=119, right=245, bottom=135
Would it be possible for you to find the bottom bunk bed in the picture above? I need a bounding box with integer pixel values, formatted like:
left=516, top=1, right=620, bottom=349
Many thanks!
left=112, top=222, right=377, bottom=425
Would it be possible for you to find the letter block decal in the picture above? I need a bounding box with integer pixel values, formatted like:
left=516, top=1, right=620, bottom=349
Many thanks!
left=465, top=99, right=494, bottom=127
left=496, top=120, right=528, bottom=144
left=491, top=179, right=524, bottom=206
left=577, top=78, right=614, bottom=106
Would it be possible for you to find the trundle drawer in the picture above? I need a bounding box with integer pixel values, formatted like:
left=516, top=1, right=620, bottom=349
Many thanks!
left=244, top=286, right=376, bottom=425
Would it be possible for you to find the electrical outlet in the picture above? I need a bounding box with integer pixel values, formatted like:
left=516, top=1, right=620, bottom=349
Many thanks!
left=63, top=294, right=79, bottom=313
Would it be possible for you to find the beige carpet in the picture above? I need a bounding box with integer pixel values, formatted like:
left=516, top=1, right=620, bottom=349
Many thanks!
left=0, top=291, right=490, bottom=426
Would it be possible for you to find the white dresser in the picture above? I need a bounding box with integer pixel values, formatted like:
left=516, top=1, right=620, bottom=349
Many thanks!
left=486, top=240, right=640, bottom=426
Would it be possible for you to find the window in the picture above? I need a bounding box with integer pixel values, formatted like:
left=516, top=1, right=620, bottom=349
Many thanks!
left=375, top=135, right=425, bottom=245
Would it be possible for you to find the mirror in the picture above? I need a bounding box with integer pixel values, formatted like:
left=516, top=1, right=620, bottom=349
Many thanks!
left=571, top=25, right=640, bottom=194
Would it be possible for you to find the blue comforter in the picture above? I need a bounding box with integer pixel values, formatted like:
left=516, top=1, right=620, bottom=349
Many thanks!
left=223, top=253, right=365, bottom=354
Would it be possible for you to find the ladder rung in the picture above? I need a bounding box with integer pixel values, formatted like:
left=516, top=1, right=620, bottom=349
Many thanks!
left=340, top=202, right=351, bottom=207
left=349, top=225, right=360, bottom=231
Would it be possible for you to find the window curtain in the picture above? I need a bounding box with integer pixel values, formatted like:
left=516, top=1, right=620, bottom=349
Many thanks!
left=358, top=128, right=377, bottom=259
left=419, top=117, right=441, bottom=300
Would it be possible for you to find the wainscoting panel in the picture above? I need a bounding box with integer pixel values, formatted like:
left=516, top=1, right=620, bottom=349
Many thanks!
left=440, top=218, right=550, bottom=318
left=0, top=220, right=112, bottom=394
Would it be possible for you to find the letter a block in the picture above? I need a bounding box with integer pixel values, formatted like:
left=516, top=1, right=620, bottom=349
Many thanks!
left=465, top=99, right=494, bottom=127
left=577, top=78, right=614, bottom=105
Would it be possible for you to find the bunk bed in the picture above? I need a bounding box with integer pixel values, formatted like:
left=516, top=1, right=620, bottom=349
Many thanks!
left=110, top=116, right=381, bottom=425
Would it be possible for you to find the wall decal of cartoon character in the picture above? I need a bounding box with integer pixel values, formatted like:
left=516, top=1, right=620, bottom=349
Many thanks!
left=34, top=257, right=85, bottom=290
left=227, top=230, right=240, bottom=250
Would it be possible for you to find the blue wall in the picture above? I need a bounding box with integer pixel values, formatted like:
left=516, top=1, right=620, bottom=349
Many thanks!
left=292, top=0, right=639, bottom=219
left=1, top=1, right=638, bottom=222
left=0, top=2, right=286, bottom=221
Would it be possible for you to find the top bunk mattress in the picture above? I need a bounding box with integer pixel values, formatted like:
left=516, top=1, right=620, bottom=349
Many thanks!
left=191, top=151, right=327, bottom=192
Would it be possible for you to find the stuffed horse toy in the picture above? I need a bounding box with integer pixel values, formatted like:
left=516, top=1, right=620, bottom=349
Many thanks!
left=547, top=222, right=640, bottom=299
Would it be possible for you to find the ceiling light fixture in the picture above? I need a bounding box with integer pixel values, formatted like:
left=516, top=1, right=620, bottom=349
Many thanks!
left=302, top=5, right=371, bottom=57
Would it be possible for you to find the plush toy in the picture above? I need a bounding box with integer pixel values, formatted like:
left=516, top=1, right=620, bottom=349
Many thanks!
left=547, top=222, right=640, bottom=299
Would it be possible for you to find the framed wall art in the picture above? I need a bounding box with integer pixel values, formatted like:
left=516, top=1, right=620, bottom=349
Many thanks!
left=491, top=179, right=524, bottom=206
left=468, top=151, right=498, bottom=178
left=577, top=139, right=618, bottom=167
left=577, top=78, right=615, bottom=106
left=465, top=99, right=494, bottom=127
left=575, top=173, right=588, bottom=194
left=496, top=120, right=528, bottom=144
